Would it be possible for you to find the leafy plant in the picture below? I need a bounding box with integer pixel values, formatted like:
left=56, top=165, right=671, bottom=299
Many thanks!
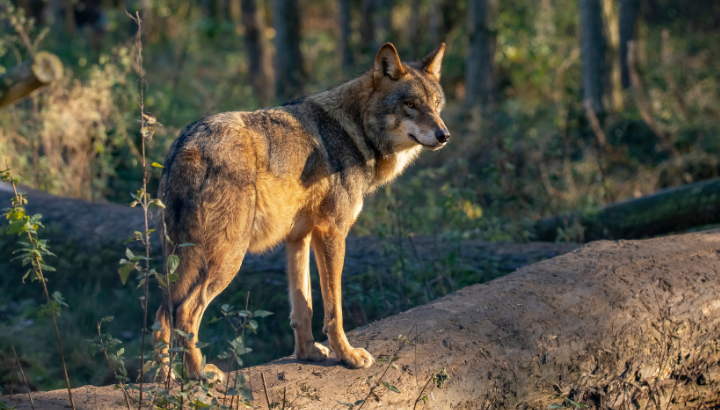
left=1, top=164, right=76, bottom=409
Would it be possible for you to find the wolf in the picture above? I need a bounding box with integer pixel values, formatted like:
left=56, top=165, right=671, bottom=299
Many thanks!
left=153, top=42, right=450, bottom=382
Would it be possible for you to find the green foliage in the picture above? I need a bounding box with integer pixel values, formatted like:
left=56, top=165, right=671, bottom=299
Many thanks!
left=83, top=317, right=129, bottom=384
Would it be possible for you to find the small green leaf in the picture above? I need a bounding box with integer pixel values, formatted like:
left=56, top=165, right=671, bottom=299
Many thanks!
left=382, top=382, right=400, bottom=393
left=167, top=254, right=180, bottom=275
left=174, top=329, right=193, bottom=339
left=253, top=310, right=273, bottom=318
left=151, top=321, right=164, bottom=332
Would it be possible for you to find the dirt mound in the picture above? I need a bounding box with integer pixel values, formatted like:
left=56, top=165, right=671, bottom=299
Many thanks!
left=5, top=230, right=720, bottom=409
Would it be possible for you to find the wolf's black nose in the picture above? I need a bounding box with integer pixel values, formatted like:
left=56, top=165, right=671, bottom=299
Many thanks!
left=435, top=129, right=450, bottom=143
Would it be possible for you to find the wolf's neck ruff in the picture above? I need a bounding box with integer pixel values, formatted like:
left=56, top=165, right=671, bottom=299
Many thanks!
left=308, top=70, right=424, bottom=190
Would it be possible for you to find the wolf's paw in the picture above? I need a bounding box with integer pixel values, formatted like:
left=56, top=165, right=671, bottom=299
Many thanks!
left=298, top=342, right=331, bottom=362
left=340, top=347, right=374, bottom=369
left=201, top=364, right=226, bottom=385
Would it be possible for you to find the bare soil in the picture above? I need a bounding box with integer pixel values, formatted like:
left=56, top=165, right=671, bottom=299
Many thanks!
left=5, top=230, right=720, bottom=409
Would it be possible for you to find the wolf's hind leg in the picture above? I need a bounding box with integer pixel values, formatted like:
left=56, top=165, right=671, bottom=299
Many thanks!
left=175, top=251, right=248, bottom=384
left=287, top=235, right=331, bottom=361
left=173, top=183, right=255, bottom=383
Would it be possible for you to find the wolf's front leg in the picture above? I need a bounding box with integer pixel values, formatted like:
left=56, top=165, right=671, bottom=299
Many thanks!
left=311, top=228, right=374, bottom=369
left=287, top=236, right=331, bottom=361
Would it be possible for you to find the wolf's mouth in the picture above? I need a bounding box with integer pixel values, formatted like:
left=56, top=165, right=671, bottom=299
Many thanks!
left=408, top=134, right=445, bottom=151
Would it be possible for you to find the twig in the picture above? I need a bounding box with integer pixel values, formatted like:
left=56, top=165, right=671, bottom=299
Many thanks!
left=413, top=375, right=434, bottom=410
left=664, top=376, right=677, bottom=410
left=9, top=348, right=15, bottom=402
left=11, top=346, right=34, bottom=410
left=126, top=10, right=152, bottom=410
left=583, top=100, right=612, bottom=203
left=97, top=322, right=132, bottom=410
left=161, top=212, right=176, bottom=392
left=261, top=372, right=271, bottom=409
left=282, top=386, right=287, bottom=410
left=650, top=282, right=668, bottom=374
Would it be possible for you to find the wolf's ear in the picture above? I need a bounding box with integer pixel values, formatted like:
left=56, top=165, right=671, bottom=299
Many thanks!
left=420, top=43, right=446, bottom=81
left=374, top=43, right=406, bottom=86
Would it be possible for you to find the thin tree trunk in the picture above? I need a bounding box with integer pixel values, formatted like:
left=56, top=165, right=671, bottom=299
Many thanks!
left=242, top=0, right=273, bottom=106
left=580, top=0, right=608, bottom=113
left=338, top=0, right=353, bottom=74
left=359, top=0, right=375, bottom=56
left=375, top=0, right=393, bottom=43
left=214, top=0, right=226, bottom=22
left=409, top=0, right=420, bottom=58
left=619, top=0, right=637, bottom=89
left=604, top=0, right=622, bottom=111
left=428, top=0, right=442, bottom=47
left=64, top=0, right=75, bottom=33
left=466, top=0, right=496, bottom=108
left=230, top=0, right=241, bottom=24
left=272, top=0, right=304, bottom=101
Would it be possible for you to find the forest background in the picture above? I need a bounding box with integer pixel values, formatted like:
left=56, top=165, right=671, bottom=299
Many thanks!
left=1, top=0, right=719, bottom=393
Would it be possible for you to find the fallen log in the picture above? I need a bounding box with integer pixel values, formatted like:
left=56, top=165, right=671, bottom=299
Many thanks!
left=6, top=230, right=720, bottom=409
left=0, top=182, right=576, bottom=279
left=535, top=176, right=720, bottom=242
left=0, top=51, right=63, bottom=108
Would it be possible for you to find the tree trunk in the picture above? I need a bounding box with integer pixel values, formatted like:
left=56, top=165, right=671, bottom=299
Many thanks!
left=0, top=52, right=63, bottom=109
left=64, top=0, right=75, bottom=34
left=230, top=0, right=241, bottom=24
left=465, top=0, right=496, bottom=108
left=272, top=0, right=304, bottom=102
left=375, top=0, right=393, bottom=43
left=11, top=231, right=720, bottom=408
left=619, top=0, right=638, bottom=89
left=409, top=0, right=421, bottom=58
left=534, top=176, right=720, bottom=242
left=580, top=0, right=608, bottom=113
left=428, top=0, right=442, bottom=48
left=242, top=0, right=274, bottom=106
left=338, top=0, right=354, bottom=74
left=359, top=0, right=376, bottom=56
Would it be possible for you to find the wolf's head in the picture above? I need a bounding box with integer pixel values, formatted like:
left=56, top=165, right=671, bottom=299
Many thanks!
left=366, top=43, right=450, bottom=152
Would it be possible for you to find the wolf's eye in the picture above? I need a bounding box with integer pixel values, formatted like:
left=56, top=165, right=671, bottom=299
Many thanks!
left=405, top=101, right=415, bottom=109
left=436, top=100, right=441, bottom=108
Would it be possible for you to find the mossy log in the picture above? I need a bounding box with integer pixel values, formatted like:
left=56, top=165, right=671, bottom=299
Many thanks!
left=5, top=231, right=720, bottom=409
left=535, top=177, right=720, bottom=242
left=0, top=51, right=63, bottom=108
left=0, top=182, right=577, bottom=280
